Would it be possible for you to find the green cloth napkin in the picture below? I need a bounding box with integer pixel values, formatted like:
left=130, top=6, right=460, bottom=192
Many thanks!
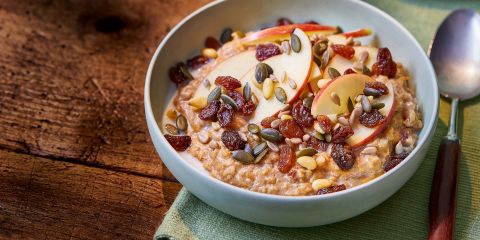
left=155, top=1, right=480, bottom=239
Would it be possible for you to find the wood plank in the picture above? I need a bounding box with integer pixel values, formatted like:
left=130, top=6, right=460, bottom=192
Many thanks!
left=0, top=0, right=211, bottom=178
left=0, top=149, right=182, bottom=240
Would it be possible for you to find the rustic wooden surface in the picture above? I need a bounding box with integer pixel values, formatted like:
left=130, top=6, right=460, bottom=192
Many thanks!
left=0, top=0, right=211, bottom=239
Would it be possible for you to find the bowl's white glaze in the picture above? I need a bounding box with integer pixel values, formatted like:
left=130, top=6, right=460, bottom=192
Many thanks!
left=145, top=0, right=438, bottom=227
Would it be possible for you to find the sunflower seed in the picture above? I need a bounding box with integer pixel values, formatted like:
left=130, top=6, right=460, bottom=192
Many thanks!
left=220, top=94, right=238, bottom=110
left=281, top=41, right=291, bottom=55
left=232, top=150, right=255, bottom=164
left=288, top=77, right=297, bottom=89
left=361, top=95, right=372, bottom=113
left=270, top=119, right=281, bottom=129
left=313, top=131, right=324, bottom=140
left=252, top=142, right=268, bottom=156
left=274, top=87, right=287, bottom=103
left=290, top=138, right=302, bottom=144
left=176, top=115, right=188, bottom=132
left=202, top=79, right=211, bottom=88
left=328, top=67, right=341, bottom=79
left=361, top=146, right=377, bottom=155
left=207, top=86, right=222, bottom=103
left=266, top=141, right=279, bottom=152
left=302, top=134, right=311, bottom=142
left=291, top=33, right=301, bottom=52
left=243, top=82, right=252, bottom=101
left=254, top=148, right=269, bottom=163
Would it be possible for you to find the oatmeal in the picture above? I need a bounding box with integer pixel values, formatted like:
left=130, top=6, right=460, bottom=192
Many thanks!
left=162, top=19, right=422, bottom=196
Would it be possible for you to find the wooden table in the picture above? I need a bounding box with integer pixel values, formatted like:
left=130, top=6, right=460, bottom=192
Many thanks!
left=0, top=1, right=210, bottom=239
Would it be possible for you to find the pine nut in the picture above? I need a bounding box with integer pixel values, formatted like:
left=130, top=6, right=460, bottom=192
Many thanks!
left=262, top=78, right=274, bottom=99
left=188, top=96, right=207, bottom=109
left=312, top=179, right=333, bottom=191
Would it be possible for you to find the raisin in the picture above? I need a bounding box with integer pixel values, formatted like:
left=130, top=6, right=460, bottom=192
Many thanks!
left=168, top=63, right=189, bottom=85
left=227, top=90, right=245, bottom=110
left=215, top=76, right=242, bottom=90
left=317, top=184, right=346, bottom=195
left=331, top=143, right=355, bottom=170
left=331, top=44, right=355, bottom=59
left=221, top=130, right=245, bottom=151
left=332, top=125, right=354, bottom=143
left=278, top=144, right=296, bottom=173
left=292, top=100, right=314, bottom=128
left=204, top=36, right=222, bottom=50
left=241, top=101, right=256, bottom=116
left=256, top=43, right=282, bottom=61
left=316, top=115, right=332, bottom=134
left=359, top=109, right=385, bottom=128
left=372, top=48, right=397, bottom=78
left=344, top=68, right=356, bottom=75
left=186, top=55, right=209, bottom=69
left=279, top=119, right=304, bottom=138
left=261, top=116, right=277, bottom=128
left=365, top=81, right=389, bottom=95
left=199, top=100, right=221, bottom=121
left=276, top=17, right=294, bottom=26
left=165, top=134, right=191, bottom=151
left=383, top=152, right=409, bottom=172
left=306, top=137, right=328, bottom=152
left=217, top=103, right=234, bottom=127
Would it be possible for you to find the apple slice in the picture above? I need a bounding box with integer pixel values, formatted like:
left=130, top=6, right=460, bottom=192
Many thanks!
left=241, top=24, right=337, bottom=46
left=240, top=28, right=313, bottom=123
left=307, top=62, right=322, bottom=93
left=346, top=82, right=395, bottom=147
left=311, top=74, right=374, bottom=116
left=192, top=50, right=257, bottom=100
left=322, top=46, right=378, bottom=78
left=326, top=28, right=373, bottom=45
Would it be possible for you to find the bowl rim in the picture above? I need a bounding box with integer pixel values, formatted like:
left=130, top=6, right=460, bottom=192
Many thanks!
left=144, top=0, right=439, bottom=201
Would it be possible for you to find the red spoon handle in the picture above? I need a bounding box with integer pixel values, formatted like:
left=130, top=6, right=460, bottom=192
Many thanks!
left=428, top=137, right=460, bottom=240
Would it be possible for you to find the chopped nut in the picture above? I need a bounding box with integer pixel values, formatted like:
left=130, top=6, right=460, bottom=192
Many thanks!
left=361, top=146, right=377, bottom=155
left=212, top=122, right=221, bottom=130
left=297, top=156, right=317, bottom=170
left=166, top=108, right=177, bottom=120
left=302, top=134, right=311, bottom=142
left=312, top=178, right=333, bottom=191
left=202, top=48, right=218, bottom=58
left=315, top=153, right=327, bottom=167
left=188, top=96, right=208, bottom=109
left=198, top=130, right=210, bottom=144
left=314, top=122, right=325, bottom=134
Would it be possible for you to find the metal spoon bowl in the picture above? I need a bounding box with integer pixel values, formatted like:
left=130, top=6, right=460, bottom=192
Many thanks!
left=428, top=8, right=480, bottom=240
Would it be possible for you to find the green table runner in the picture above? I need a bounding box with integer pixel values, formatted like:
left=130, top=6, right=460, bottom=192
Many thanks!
left=155, top=1, right=480, bottom=239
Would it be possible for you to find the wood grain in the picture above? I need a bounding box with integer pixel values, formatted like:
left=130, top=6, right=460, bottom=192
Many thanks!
left=0, top=0, right=211, bottom=239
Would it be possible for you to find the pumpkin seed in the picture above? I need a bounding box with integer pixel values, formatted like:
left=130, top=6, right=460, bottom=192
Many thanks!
left=179, top=64, right=194, bottom=80
left=252, top=142, right=268, bottom=156
left=164, top=123, right=178, bottom=135
left=362, top=66, right=372, bottom=76
left=220, top=28, right=233, bottom=43
left=303, top=96, right=313, bottom=108
left=336, top=26, right=344, bottom=33
left=313, top=41, right=328, bottom=59
left=290, top=33, right=301, bottom=53
left=220, top=94, right=238, bottom=110
left=371, top=102, right=385, bottom=109
left=247, top=123, right=260, bottom=134
left=244, top=143, right=253, bottom=155
left=254, top=148, right=269, bottom=163
left=347, top=97, right=354, bottom=113
left=176, top=115, right=188, bottom=132
left=207, top=86, right=222, bottom=103
left=361, top=95, right=372, bottom=113
left=313, top=132, right=324, bottom=140
left=243, top=82, right=252, bottom=101
left=255, top=63, right=269, bottom=84
left=296, top=147, right=317, bottom=158
left=260, top=128, right=282, bottom=142
left=232, top=150, right=255, bottom=164
left=363, top=87, right=381, bottom=97
left=274, top=87, right=287, bottom=103
left=328, top=67, right=341, bottom=79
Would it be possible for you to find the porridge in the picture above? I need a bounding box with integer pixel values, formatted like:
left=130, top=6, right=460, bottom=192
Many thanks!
left=162, top=19, right=422, bottom=196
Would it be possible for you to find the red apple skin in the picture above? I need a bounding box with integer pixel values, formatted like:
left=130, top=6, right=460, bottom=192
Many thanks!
left=350, top=97, right=397, bottom=149
left=242, top=24, right=337, bottom=44
left=310, top=74, right=340, bottom=111
left=340, top=28, right=372, bottom=38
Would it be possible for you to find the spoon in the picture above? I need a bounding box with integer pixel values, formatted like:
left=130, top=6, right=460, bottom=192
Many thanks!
left=428, top=8, right=480, bottom=240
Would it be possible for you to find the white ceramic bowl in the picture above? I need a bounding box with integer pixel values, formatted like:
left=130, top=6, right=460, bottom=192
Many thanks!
left=145, top=0, right=438, bottom=227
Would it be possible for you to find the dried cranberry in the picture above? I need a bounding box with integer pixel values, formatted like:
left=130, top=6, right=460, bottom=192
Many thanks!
left=215, top=76, right=241, bottom=90
left=255, top=43, right=282, bottom=61
left=186, top=55, right=209, bottom=69
left=276, top=17, right=294, bottom=26
left=331, top=44, right=355, bottom=59
left=204, top=36, right=222, bottom=50
left=344, top=68, right=356, bottom=75
left=165, top=134, right=191, bottom=151
left=279, top=119, right=304, bottom=138
left=372, top=48, right=397, bottom=78
left=227, top=90, right=246, bottom=110
left=292, top=100, right=314, bottom=128
left=306, top=137, right=328, bottom=152
left=316, top=115, right=333, bottom=134
left=383, top=152, right=409, bottom=172
left=241, top=101, right=256, bottom=116
left=332, top=126, right=354, bottom=143
left=199, top=100, right=221, bottom=121
left=221, top=130, right=245, bottom=151
left=278, top=144, right=296, bottom=173
left=365, top=81, right=389, bottom=95
left=331, top=144, right=355, bottom=170
left=217, top=103, right=234, bottom=127
left=261, top=116, right=277, bottom=128
left=168, top=63, right=190, bottom=85
left=317, top=184, right=346, bottom=195
left=359, top=109, right=385, bottom=128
